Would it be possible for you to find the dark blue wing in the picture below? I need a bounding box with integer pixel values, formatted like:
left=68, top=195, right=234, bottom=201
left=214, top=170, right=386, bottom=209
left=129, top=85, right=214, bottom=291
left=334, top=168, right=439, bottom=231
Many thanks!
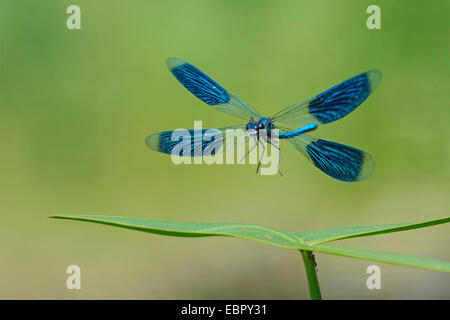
left=146, top=125, right=247, bottom=157
left=272, top=70, right=381, bottom=127
left=286, top=133, right=374, bottom=182
left=167, top=58, right=261, bottom=121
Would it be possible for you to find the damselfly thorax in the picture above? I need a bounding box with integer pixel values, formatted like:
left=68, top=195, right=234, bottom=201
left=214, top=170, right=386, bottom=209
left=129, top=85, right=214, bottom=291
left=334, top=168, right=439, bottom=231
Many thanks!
left=246, top=117, right=274, bottom=139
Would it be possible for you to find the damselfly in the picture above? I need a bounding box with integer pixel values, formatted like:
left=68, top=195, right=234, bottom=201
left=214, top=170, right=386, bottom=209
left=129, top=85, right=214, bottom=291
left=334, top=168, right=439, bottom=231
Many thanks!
left=146, top=58, right=381, bottom=182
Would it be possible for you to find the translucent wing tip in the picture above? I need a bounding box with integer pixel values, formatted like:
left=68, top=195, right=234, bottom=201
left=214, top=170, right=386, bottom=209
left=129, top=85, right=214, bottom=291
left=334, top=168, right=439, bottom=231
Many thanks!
left=366, top=70, right=382, bottom=93
left=145, top=132, right=162, bottom=152
left=355, top=151, right=375, bottom=182
left=166, top=57, right=188, bottom=71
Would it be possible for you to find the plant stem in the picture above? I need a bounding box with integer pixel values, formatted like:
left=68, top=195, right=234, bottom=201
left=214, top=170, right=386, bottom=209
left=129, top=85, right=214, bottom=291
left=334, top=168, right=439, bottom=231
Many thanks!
left=300, top=250, right=322, bottom=300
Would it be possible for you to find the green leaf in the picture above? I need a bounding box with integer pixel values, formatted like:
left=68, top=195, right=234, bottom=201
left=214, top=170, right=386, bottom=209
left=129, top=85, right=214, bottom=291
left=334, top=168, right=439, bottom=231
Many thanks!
left=50, top=215, right=450, bottom=273
left=294, top=217, right=450, bottom=245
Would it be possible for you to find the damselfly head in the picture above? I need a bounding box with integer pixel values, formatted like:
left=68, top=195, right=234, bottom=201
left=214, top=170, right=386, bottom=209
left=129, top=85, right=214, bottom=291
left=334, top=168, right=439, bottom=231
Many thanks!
left=246, top=122, right=257, bottom=136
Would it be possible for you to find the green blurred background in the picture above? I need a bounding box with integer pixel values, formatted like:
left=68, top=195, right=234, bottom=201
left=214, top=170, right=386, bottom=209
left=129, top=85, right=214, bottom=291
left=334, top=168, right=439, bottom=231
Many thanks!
left=0, top=0, right=449, bottom=299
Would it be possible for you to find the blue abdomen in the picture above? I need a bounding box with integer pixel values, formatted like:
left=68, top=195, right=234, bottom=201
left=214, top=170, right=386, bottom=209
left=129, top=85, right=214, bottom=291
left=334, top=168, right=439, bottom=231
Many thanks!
left=277, top=123, right=318, bottom=139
